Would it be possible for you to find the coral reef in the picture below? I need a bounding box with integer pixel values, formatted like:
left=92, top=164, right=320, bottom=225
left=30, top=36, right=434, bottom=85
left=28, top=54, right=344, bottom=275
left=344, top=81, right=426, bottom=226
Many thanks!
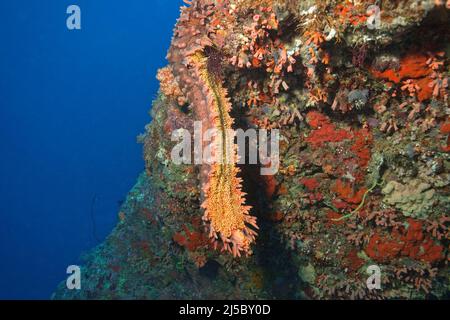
left=54, top=0, right=449, bottom=300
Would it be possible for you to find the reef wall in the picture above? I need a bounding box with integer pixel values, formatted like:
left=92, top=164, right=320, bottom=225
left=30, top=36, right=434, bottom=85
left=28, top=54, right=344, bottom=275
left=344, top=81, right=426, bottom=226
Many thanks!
left=54, top=0, right=449, bottom=299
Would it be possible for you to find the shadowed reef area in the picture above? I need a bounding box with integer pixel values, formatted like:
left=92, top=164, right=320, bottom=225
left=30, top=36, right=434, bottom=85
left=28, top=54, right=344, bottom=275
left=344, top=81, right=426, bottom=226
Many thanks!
left=54, top=0, right=449, bottom=299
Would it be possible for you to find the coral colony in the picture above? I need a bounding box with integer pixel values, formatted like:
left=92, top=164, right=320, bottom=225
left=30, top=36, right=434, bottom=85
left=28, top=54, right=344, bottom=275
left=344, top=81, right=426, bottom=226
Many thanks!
left=55, top=0, right=449, bottom=299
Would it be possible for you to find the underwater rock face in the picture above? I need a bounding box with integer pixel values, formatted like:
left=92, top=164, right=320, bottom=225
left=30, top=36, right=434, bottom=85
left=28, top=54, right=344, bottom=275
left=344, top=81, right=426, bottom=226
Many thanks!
left=54, top=0, right=449, bottom=300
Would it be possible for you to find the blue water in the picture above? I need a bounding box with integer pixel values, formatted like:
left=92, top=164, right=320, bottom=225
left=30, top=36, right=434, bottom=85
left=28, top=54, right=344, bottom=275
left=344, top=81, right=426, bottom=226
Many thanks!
left=0, top=0, right=183, bottom=299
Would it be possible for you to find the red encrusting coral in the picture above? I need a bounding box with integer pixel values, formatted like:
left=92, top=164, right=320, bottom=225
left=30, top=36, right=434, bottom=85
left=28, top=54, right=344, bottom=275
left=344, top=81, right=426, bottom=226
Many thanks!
left=300, top=177, right=320, bottom=191
left=370, top=54, right=431, bottom=83
left=370, top=52, right=446, bottom=101
left=343, top=249, right=365, bottom=272
left=334, top=2, right=369, bottom=26
left=305, top=111, right=352, bottom=147
left=326, top=210, right=344, bottom=226
left=441, top=121, right=450, bottom=152
left=173, top=222, right=211, bottom=252
left=262, top=174, right=277, bottom=199
left=365, top=218, right=444, bottom=263
left=305, top=111, right=330, bottom=129
left=172, top=229, right=208, bottom=251
left=332, top=179, right=367, bottom=209
left=350, top=128, right=372, bottom=166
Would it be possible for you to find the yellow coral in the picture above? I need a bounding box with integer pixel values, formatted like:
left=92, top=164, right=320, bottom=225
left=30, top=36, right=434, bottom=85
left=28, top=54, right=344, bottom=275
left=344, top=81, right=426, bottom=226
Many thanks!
left=191, top=52, right=257, bottom=257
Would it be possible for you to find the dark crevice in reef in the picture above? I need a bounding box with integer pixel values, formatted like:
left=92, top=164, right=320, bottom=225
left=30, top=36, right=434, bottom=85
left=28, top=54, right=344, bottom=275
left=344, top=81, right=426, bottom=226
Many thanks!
left=235, top=104, right=301, bottom=298
left=240, top=163, right=301, bottom=299
left=394, top=6, right=450, bottom=47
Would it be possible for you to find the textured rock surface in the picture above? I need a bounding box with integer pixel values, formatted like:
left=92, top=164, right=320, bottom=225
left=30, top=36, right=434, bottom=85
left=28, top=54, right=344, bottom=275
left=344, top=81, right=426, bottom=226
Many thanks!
left=382, top=179, right=436, bottom=218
